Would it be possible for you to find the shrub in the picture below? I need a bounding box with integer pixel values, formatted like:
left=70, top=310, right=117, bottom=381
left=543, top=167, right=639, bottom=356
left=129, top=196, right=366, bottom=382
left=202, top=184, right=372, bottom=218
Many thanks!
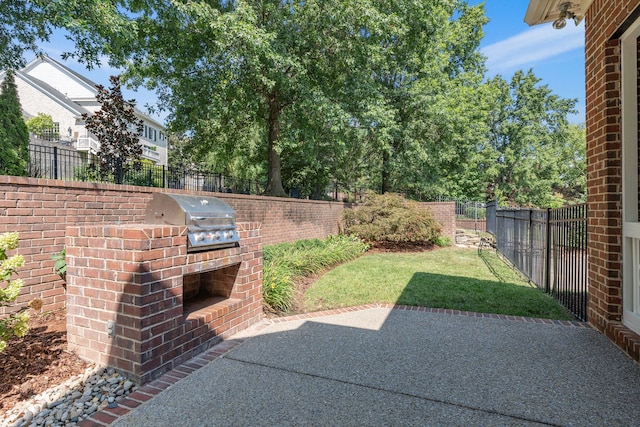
left=25, top=113, right=58, bottom=140
left=433, top=236, right=452, bottom=247
left=0, top=232, right=39, bottom=353
left=342, top=192, right=442, bottom=244
left=51, top=248, right=66, bottom=280
left=262, top=235, right=369, bottom=314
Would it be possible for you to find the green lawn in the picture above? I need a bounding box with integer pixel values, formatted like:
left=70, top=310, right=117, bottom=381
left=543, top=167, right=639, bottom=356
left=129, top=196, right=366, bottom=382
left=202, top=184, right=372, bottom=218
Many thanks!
left=302, top=246, right=575, bottom=320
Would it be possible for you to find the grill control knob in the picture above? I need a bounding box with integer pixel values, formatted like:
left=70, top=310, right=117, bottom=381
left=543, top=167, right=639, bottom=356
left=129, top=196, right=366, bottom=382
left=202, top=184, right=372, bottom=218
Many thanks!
left=212, top=232, right=221, bottom=240
left=225, top=231, right=235, bottom=239
left=195, top=233, right=205, bottom=242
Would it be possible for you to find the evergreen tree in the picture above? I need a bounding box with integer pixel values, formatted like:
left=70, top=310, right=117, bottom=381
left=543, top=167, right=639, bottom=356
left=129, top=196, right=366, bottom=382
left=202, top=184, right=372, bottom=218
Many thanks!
left=0, top=70, right=29, bottom=176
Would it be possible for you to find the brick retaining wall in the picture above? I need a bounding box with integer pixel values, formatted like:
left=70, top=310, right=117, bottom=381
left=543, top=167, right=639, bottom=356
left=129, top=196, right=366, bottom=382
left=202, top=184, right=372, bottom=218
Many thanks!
left=0, top=176, right=455, bottom=314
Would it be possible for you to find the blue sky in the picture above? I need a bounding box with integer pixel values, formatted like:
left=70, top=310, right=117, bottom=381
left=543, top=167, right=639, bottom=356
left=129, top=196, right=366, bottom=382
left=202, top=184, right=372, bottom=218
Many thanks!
left=38, top=1, right=586, bottom=125
left=475, top=1, right=585, bottom=123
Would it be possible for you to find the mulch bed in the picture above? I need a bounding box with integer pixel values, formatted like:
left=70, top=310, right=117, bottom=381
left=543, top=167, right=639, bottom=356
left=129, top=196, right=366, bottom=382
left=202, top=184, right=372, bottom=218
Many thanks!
left=0, top=308, right=90, bottom=417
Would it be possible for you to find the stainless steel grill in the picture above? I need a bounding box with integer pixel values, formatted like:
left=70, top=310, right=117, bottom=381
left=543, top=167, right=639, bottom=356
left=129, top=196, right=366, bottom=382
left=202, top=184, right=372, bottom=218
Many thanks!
left=145, top=193, right=239, bottom=251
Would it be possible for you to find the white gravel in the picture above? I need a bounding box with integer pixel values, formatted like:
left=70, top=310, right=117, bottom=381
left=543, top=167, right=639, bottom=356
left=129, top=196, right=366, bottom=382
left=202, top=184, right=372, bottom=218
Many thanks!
left=2, top=366, right=138, bottom=427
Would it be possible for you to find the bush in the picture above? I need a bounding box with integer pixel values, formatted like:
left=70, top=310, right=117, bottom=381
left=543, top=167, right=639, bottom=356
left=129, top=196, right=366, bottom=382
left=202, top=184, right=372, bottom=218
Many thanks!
left=433, top=236, right=452, bottom=247
left=262, top=235, right=369, bottom=314
left=0, top=232, right=40, bottom=353
left=342, top=192, right=442, bottom=244
left=25, top=113, right=57, bottom=140
left=51, top=248, right=66, bottom=280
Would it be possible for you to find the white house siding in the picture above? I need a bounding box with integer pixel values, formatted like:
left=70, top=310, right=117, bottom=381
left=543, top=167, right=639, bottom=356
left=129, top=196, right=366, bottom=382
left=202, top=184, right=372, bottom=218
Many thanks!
left=25, top=61, right=96, bottom=99
left=6, top=56, right=169, bottom=166
left=140, top=121, right=168, bottom=165
left=14, top=75, right=86, bottom=142
left=75, top=100, right=102, bottom=114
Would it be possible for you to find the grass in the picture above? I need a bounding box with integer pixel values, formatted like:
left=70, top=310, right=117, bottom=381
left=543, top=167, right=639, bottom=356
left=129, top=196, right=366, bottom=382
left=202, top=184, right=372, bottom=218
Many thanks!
left=262, top=235, right=369, bottom=312
left=302, top=246, right=575, bottom=320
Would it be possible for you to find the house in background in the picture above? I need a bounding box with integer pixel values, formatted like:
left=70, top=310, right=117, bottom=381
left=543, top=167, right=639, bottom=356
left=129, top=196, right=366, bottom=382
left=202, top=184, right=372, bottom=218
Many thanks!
left=526, top=0, right=640, bottom=363
left=1, top=55, right=168, bottom=166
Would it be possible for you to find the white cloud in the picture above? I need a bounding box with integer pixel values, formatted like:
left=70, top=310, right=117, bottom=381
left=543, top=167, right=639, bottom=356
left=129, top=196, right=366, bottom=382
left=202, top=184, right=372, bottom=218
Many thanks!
left=482, top=22, right=584, bottom=73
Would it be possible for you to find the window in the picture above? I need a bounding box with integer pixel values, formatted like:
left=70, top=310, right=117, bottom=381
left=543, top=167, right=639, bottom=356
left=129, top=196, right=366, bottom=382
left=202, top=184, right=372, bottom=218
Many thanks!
left=621, top=19, right=640, bottom=333
left=43, top=122, right=60, bottom=141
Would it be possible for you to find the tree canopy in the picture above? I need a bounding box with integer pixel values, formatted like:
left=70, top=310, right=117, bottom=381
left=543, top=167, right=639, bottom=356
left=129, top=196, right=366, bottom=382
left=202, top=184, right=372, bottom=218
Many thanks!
left=0, top=1, right=50, bottom=70
left=481, top=71, right=581, bottom=207
left=2, top=0, right=587, bottom=207
left=25, top=112, right=56, bottom=140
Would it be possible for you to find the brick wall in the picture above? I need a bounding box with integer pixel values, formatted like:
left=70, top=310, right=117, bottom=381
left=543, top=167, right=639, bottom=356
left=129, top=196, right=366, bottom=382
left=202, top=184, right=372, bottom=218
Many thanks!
left=585, top=0, right=640, bottom=362
left=65, top=222, right=262, bottom=384
left=455, top=219, right=486, bottom=233
left=420, top=202, right=456, bottom=240
left=0, top=176, right=455, bottom=315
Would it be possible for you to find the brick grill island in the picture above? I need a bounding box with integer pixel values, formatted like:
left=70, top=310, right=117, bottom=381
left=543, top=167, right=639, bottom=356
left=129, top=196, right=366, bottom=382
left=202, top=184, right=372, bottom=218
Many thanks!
left=65, top=222, right=262, bottom=384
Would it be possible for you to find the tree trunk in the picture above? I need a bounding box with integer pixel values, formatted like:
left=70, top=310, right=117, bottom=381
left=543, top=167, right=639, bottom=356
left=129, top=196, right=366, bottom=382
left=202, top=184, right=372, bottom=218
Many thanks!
left=265, top=94, right=287, bottom=197
left=381, top=149, right=390, bottom=194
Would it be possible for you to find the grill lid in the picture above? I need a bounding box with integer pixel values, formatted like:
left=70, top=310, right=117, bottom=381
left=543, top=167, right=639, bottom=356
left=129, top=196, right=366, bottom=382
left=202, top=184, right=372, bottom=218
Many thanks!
left=145, top=193, right=239, bottom=251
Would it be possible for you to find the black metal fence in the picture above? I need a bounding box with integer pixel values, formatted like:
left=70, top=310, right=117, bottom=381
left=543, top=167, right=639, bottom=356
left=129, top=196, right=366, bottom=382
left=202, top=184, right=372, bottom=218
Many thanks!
left=454, top=200, right=486, bottom=233
left=427, top=197, right=488, bottom=233
left=494, top=204, right=587, bottom=321
left=486, top=200, right=497, bottom=235
left=29, top=143, right=85, bottom=180
left=28, top=143, right=266, bottom=195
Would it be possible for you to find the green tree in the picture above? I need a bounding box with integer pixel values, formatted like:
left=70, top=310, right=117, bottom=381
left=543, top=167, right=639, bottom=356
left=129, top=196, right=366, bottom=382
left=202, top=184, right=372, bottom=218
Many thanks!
left=366, top=1, right=488, bottom=196
left=0, top=70, right=29, bottom=176
left=25, top=112, right=56, bottom=140
left=110, top=1, right=388, bottom=196
left=0, top=1, right=50, bottom=70
left=1, top=1, right=139, bottom=70
left=553, top=122, right=586, bottom=203
left=167, top=134, right=198, bottom=172
left=82, top=75, right=143, bottom=184
left=6, top=1, right=490, bottom=200
left=6, top=1, right=581, bottom=204
left=482, top=70, right=579, bottom=207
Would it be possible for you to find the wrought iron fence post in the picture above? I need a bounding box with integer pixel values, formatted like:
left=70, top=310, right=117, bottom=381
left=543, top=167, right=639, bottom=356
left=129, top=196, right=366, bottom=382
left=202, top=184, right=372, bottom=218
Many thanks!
left=545, top=207, right=551, bottom=293
left=51, top=146, right=58, bottom=179
left=528, top=209, right=533, bottom=280
left=474, top=201, right=478, bottom=233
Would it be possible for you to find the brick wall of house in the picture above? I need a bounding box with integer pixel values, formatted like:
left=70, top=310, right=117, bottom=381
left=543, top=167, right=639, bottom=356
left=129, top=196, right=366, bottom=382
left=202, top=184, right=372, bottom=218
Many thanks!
left=585, top=0, right=640, bottom=362
left=0, top=176, right=455, bottom=315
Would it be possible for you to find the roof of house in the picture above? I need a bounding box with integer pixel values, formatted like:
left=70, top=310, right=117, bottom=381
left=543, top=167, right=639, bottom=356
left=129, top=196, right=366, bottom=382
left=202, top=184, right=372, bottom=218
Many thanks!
left=15, top=70, right=93, bottom=118
left=2, top=54, right=166, bottom=129
left=525, top=0, right=594, bottom=26
left=22, top=55, right=99, bottom=98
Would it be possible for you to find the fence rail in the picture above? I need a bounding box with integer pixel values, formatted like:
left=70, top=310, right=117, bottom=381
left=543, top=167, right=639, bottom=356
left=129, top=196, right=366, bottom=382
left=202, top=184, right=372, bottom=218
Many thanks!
left=28, top=143, right=266, bottom=195
left=453, top=200, right=486, bottom=233
left=494, top=204, right=587, bottom=321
